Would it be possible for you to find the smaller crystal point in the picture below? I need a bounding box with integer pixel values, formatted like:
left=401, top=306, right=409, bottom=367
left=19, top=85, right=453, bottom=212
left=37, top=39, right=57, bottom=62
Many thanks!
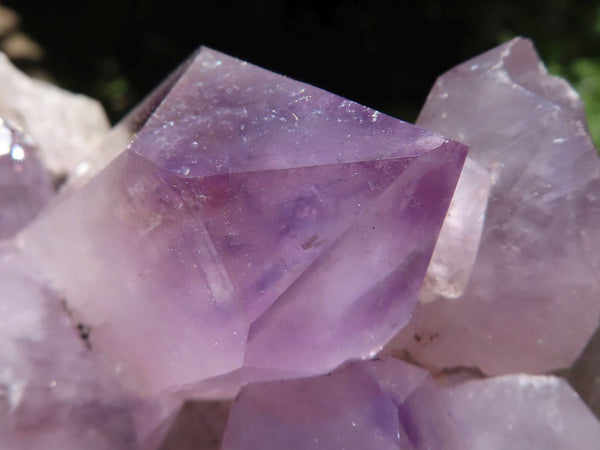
left=222, top=359, right=444, bottom=450
left=222, top=358, right=600, bottom=450
left=445, top=374, right=600, bottom=450
left=385, top=37, right=600, bottom=375
left=420, top=157, right=490, bottom=302
left=0, top=117, right=53, bottom=238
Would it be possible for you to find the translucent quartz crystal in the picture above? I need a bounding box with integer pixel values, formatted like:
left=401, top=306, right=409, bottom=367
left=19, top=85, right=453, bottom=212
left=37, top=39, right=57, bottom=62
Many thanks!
left=444, top=374, right=600, bottom=450
left=0, top=118, right=53, bottom=238
left=385, top=37, right=600, bottom=375
left=0, top=244, right=175, bottom=449
left=18, top=48, right=466, bottom=394
left=0, top=52, right=109, bottom=180
left=420, top=157, right=490, bottom=302
left=222, top=358, right=463, bottom=450
left=223, top=358, right=600, bottom=449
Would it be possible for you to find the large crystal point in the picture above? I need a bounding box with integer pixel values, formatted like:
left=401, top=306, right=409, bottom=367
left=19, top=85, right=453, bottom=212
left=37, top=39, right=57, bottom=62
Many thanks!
left=385, top=37, right=600, bottom=375
left=18, top=48, right=466, bottom=393
left=0, top=118, right=53, bottom=238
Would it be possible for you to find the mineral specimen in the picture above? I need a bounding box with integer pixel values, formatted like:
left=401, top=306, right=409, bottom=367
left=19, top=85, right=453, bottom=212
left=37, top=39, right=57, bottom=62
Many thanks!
left=3, top=37, right=600, bottom=449
left=385, top=37, right=600, bottom=375
left=17, top=47, right=466, bottom=394
left=0, top=118, right=52, bottom=238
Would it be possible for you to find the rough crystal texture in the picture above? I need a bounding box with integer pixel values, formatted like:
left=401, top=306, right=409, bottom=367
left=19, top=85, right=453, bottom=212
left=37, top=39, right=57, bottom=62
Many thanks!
left=385, top=37, right=600, bottom=375
left=18, top=48, right=466, bottom=394
left=0, top=243, right=176, bottom=449
left=0, top=118, right=53, bottom=238
left=444, top=374, right=600, bottom=450
left=0, top=52, right=109, bottom=179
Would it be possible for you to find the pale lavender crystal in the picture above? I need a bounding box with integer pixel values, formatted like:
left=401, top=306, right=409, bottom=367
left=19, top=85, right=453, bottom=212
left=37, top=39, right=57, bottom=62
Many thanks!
left=0, top=244, right=176, bottom=449
left=0, top=118, right=53, bottom=238
left=18, top=48, right=466, bottom=393
left=222, top=358, right=600, bottom=450
left=222, top=358, right=462, bottom=450
left=444, top=374, right=600, bottom=449
left=385, top=37, right=600, bottom=375
left=0, top=52, right=109, bottom=180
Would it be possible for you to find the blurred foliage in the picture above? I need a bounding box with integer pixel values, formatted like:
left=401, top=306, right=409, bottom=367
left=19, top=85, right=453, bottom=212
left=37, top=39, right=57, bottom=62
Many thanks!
left=3, top=0, right=600, bottom=146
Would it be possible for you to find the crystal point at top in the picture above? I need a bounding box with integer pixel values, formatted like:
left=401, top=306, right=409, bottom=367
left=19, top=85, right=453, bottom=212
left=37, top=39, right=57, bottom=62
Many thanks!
left=20, top=47, right=466, bottom=393
left=129, top=48, right=447, bottom=178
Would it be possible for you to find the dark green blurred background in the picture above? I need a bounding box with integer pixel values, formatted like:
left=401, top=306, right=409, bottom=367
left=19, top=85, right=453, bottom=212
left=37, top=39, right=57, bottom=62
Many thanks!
left=5, top=0, right=600, bottom=144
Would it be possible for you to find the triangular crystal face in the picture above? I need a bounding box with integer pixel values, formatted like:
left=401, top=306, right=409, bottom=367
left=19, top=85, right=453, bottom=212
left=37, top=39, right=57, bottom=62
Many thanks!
left=19, top=48, right=467, bottom=393
left=128, top=48, right=448, bottom=177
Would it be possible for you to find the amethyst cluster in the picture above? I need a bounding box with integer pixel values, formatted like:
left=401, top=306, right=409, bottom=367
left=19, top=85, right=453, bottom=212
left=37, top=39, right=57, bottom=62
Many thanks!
left=1, top=37, right=600, bottom=449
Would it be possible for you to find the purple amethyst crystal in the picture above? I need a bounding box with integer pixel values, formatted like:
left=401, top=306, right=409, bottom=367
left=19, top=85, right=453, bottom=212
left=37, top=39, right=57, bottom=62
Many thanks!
left=18, top=48, right=466, bottom=394
left=7, top=37, right=599, bottom=448
left=223, top=358, right=600, bottom=450
left=386, top=37, right=600, bottom=375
